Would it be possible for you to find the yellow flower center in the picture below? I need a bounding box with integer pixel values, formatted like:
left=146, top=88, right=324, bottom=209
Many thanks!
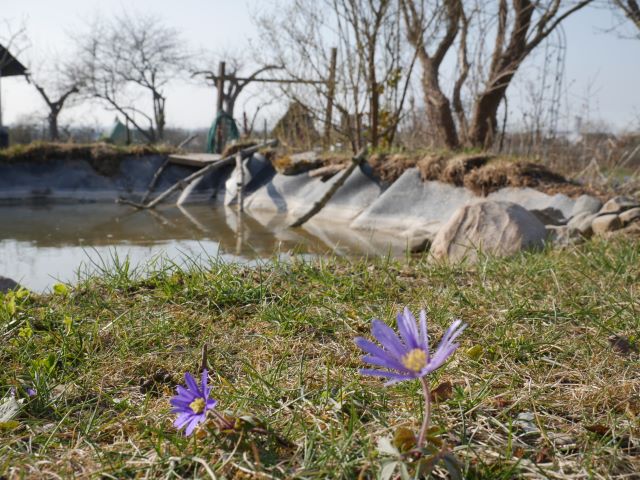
left=402, top=348, right=427, bottom=372
left=190, top=398, right=206, bottom=414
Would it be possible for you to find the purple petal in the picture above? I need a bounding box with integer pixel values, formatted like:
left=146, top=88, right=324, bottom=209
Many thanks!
left=359, top=368, right=415, bottom=382
left=397, top=307, right=421, bottom=349
left=206, top=399, right=218, bottom=409
left=184, top=415, right=204, bottom=436
left=361, top=354, right=410, bottom=373
left=176, top=385, right=196, bottom=401
left=184, top=372, right=199, bottom=394
left=174, top=412, right=193, bottom=429
left=371, top=319, right=407, bottom=358
left=170, top=397, right=193, bottom=409
left=419, top=310, right=429, bottom=352
left=201, top=369, right=209, bottom=398
left=354, top=338, right=406, bottom=370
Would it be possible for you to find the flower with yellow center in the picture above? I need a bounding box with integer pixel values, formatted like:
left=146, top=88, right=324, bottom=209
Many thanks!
left=402, top=348, right=427, bottom=372
left=189, top=397, right=206, bottom=414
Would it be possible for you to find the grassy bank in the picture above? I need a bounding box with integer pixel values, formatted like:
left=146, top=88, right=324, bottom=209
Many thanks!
left=1, top=240, right=638, bottom=478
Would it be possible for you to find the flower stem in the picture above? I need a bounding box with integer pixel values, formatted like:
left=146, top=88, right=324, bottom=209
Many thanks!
left=417, top=377, right=431, bottom=448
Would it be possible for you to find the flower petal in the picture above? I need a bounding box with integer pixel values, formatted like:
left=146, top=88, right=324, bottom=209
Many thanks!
left=371, top=319, right=407, bottom=359
left=184, top=415, right=203, bottom=436
left=354, top=338, right=406, bottom=370
left=397, top=307, right=421, bottom=349
left=201, top=369, right=209, bottom=398
left=184, top=372, right=199, bottom=394
left=361, top=354, right=409, bottom=373
left=176, top=385, right=196, bottom=401
left=174, top=412, right=192, bottom=429
left=359, top=368, right=415, bottom=382
left=419, top=309, right=429, bottom=352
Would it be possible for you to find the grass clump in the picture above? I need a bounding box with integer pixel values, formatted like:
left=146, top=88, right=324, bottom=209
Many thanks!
left=1, top=239, right=638, bottom=478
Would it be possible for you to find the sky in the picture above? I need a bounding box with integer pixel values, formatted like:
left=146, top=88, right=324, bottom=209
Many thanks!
left=1, top=0, right=639, bottom=134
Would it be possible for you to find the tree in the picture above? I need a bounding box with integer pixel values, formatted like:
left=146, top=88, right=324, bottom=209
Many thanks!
left=72, top=12, right=190, bottom=143
left=26, top=64, right=79, bottom=141
left=612, top=0, right=640, bottom=31
left=256, top=0, right=416, bottom=151
left=400, top=0, right=592, bottom=149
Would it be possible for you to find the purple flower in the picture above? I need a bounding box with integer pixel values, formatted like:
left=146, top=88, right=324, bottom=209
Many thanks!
left=170, top=369, right=218, bottom=436
left=27, top=388, right=36, bottom=397
left=355, top=307, right=466, bottom=385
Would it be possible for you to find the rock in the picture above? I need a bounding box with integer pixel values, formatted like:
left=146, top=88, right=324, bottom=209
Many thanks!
left=571, top=194, right=603, bottom=217
left=0, top=276, right=20, bottom=293
left=599, top=195, right=639, bottom=214
left=619, top=207, right=640, bottom=225
left=272, top=151, right=323, bottom=175
left=592, top=214, right=622, bottom=235
left=567, top=212, right=597, bottom=238
left=487, top=187, right=575, bottom=220
left=546, top=225, right=583, bottom=246
left=430, top=201, right=547, bottom=263
left=530, top=207, right=566, bottom=225
left=351, top=168, right=476, bottom=240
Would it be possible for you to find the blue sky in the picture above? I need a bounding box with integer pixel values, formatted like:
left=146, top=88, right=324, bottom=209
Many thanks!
left=1, top=0, right=638, bottom=133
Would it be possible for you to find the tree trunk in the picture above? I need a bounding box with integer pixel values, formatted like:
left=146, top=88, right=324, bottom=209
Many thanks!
left=419, top=54, right=459, bottom=149
left=467, top=79, right=512, bottom=148
left=48, top=110, right=59, bottom=141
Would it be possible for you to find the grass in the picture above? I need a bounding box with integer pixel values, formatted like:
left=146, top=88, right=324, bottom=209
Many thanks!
left=0, top=239, right=638, bottom=479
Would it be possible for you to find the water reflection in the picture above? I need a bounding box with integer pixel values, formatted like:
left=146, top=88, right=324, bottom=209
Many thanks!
left=0, top=203, right=408, bottom=291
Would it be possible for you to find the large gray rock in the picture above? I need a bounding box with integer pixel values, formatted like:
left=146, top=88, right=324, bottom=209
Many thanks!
left=351, top=168, right=475, bottom=241
left=0, top=276, right=20, bottom=293
left=571, top=194, right=603, bottom=217
left=487, top=187, right=575, bottom=220
left=431, top=201, right=547, bottom=263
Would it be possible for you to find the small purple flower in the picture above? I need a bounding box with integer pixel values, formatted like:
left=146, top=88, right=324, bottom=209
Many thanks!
left=355, top=307, right=466, bottom=385
left=170, top=369, right=218, bottom=436
left=26, top=388, right=36, bottom=397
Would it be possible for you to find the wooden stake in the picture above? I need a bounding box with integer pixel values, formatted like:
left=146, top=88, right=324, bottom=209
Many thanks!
left=236, top=152, right=245, bottom=212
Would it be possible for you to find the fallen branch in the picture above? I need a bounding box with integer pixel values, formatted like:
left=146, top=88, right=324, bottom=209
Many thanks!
left=289, top=147, right=367, bottom=228
left=118, top=139, right=278, bottom=209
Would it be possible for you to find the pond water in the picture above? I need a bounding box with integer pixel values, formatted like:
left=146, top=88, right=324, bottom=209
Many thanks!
left=0, top=204, right=407, bottom=292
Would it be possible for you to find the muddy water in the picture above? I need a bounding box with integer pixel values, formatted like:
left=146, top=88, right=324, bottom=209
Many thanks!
left=0, top=204, right=407, bottom=291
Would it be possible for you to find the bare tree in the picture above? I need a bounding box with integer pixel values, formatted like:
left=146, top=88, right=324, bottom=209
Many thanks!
left=26, top=62, right=79, bottom=141
left=256, top=0, right=415, bottom=150
left=72, top=12, right=190, bottom=143
left=612, top=0, right=640, bottom=31
left=400, top=0, right=592, bottom=149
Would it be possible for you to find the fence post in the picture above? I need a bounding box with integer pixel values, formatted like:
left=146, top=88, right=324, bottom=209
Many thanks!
left=215, top=61, right=226, bottom=153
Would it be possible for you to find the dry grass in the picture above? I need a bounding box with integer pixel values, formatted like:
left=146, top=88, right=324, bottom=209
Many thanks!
left=1, top=238, right=638, bottom=478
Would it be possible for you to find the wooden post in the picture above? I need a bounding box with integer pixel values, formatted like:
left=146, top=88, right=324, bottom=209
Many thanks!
left=236, top=152, right=245, bottom=212
left=323, top=48, right=337, bottom=150
left=215, top=61, right=226, bottom=153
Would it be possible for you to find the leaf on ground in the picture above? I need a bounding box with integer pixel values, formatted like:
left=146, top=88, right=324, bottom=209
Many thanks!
left=430, top=381, right=453, bottom=402
left=586, top=424, right=610, bottom=436
left=0, top=394, right=22, bottom=423
left=535, top=447, right=552, bottom=463
left=377, top=436, right=400, bottom=457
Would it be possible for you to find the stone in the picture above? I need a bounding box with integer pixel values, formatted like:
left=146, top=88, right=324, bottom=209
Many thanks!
left=571, top=194, right=603, bottom=217
left=273, top=151, right=323, bottom=175
left=592, top=214, right=622, bottom=235
left=351, top=168, right=476, bottom=240
left=567, top=212, right=597, bottom=238
left=619, top=207, right=640, bottom=225
left=599, top=195, right=639, bottom=214
left=487, top=187, right=575, bottom=220
left=430, top=201, right=547, bottom=263
left=0, top=276, right=20, bottom=293
left=530, top=207, right=566, bottom=225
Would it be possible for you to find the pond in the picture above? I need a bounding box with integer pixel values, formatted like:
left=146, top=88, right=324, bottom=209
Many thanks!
left=0, top=203, right=407, bottom=292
